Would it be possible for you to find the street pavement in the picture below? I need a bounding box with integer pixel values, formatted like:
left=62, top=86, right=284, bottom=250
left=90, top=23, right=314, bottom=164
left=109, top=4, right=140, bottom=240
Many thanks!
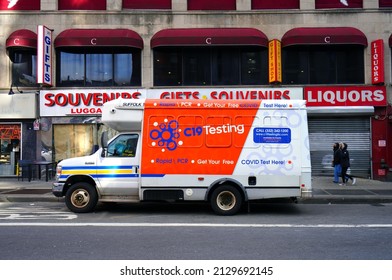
left=0, top=176, right=391, bottom=204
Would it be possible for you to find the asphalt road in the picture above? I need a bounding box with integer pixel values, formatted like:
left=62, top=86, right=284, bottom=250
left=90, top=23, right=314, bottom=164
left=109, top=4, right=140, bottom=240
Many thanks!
left=0, top=201, right=391, bottom=260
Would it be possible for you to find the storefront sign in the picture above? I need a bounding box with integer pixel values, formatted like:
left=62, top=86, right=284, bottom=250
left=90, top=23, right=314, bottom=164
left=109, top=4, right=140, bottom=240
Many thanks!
left=378, top=169, right=386, bottom=176
left=304, top=86, right=387, bottom=107
left=40, top=88, right=303, bottom=116
left=0, top=94, right=37, bottom=119
left=378, top=140, right=386, bottom=147
left=155, top=88, right=302, bottom=100
left=33, top=119, right=40, bottom=131
left=371, top=39, right=385, bottom=85
left=37, top=25, right=53, bottom=86
left=268, top=39, right=282, bottom=84
left=0, top=125, right=21, bottom=139
left=40, top=90, right=145, bottom=116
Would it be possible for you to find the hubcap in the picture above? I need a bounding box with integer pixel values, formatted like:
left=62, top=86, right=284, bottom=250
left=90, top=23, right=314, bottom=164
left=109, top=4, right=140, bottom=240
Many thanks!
left=216, top=191, right=236, bottom=211
left=71, top=189, right=90, bottom=208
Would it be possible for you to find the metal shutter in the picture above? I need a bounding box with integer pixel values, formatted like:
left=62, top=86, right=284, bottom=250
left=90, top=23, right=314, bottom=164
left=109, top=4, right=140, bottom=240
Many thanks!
left=308, top=117, right=371, bottom=178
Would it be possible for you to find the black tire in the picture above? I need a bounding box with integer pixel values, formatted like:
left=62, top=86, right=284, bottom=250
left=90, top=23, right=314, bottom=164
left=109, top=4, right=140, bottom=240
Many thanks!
left=65, top=182, right=98, bottom=213
left=210, top=185, right=243, bottom=216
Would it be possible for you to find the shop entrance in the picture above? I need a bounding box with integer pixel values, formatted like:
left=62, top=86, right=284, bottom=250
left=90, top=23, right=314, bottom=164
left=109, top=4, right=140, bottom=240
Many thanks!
left=0, top=123, right=21, bottom=175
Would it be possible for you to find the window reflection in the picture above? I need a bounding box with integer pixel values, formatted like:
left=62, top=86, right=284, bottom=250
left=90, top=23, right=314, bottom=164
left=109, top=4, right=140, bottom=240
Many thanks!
left=10, top=50, right=38, bottom=87
left=60, top=52, right=84, bottom=86
left=114, top=54, right=134, bottom=86
left=212, top=48, right=239, bottom=85
left=57, top=48, right=141, bottom=87
left=87, top=54, right=113, bottom=86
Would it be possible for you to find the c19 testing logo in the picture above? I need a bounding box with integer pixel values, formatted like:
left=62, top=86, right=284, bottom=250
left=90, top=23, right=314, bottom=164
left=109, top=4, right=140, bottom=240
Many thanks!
left=150, top=119, right=244, bottom=151
left=150, top=120, right=180, bottom=151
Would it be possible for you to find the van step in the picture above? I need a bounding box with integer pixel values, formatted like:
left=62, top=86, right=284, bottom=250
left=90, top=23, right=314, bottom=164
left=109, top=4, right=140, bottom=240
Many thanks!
left=100, top=195, right=140, bottom=203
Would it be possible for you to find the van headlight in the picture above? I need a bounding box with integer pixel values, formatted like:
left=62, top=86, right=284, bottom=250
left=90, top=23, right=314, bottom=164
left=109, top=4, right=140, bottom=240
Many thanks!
left=55, top=165, right=62, bottom=181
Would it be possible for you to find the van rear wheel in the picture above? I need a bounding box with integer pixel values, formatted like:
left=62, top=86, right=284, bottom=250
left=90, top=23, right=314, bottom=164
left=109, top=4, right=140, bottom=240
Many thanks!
left=65, top=182, right=98, bottom=213
left=210, top=185, right=242, bottom=216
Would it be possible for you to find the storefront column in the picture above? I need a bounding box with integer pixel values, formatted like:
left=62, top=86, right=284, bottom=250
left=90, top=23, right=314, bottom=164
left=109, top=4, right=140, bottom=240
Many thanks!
left=41, top=0, right=57, bottom=10
left=372, top=106, right=392, bottom=180
left=237, top=0, right=251, bottom=11
left=300, top=0, right=315, bottom=10
left=364, top=0, right=379, bottom=9
left=107, top=0, right=122, bottom=11
left=172, top=0, right=187, bottom=11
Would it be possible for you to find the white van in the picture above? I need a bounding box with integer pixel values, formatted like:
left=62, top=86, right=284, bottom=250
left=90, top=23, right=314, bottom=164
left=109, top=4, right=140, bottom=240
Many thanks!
left=53, top=99, right=312, bottom=215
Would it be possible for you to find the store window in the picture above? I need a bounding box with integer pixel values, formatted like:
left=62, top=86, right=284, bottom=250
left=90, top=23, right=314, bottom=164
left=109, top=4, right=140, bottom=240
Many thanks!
left=9, top=49, right=38, bottom=87
left=151, top=28, right=268, bottom=86
left=53, top=124, right=94, bottom=162
left=56, top=48, right=141, bottom=87
left=252, top=0, right=299, bottom=9
left=281, top=27, right=367, bottom=85
left=315, top=0, right=362, bottom=9
left=282, top=45, right=365, bottom=84
left=58, top=0, right=106, bottom=10
left=55, top=29, right=143, bottom=87
left=123, top=0, right=171, bottom=9
left=6, top=29, right=39, bottom=88
left=0, top=124, right=21, bottom=176
left=187, top=0, right=236, bottom=10
left=154, top=47, right=268, bottom=86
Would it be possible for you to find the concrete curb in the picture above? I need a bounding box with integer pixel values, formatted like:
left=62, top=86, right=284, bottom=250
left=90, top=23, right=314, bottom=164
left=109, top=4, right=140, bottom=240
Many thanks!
left=0, top=176, right=391, bottom=205
left=0, top=194, right=64, bottom=203
left=301, top=196, right=392, bottom=204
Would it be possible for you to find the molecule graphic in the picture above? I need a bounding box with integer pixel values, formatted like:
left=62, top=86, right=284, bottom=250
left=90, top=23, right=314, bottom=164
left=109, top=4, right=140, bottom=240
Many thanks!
left=150, top=120, right=180, bottom=151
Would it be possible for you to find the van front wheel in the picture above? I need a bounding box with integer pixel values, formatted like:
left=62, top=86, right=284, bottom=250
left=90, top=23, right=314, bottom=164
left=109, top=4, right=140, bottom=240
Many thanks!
left=210, top=185, right=242, bottom=216
left=65, top=182, right=98, bottom=213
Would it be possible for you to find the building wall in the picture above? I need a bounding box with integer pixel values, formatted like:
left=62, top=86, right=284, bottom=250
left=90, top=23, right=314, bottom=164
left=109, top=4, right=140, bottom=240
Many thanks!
left=1, top=0, right=392, bottom=178
left=0, top=0, right=391, bottom=98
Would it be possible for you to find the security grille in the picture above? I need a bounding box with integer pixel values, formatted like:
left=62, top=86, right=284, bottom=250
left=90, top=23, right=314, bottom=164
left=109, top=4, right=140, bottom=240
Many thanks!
left=308, top=117, right=371, bottom=178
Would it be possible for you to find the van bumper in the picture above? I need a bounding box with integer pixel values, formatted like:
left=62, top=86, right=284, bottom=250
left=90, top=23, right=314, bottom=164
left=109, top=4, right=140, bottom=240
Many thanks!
left=301, top=189, right=313, bottom=199
left=52, top=182, right=65, bottom=197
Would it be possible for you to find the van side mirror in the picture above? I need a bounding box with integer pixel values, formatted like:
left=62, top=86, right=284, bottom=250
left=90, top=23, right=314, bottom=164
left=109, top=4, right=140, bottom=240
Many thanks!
left=100, top=131, right=108, bottom=157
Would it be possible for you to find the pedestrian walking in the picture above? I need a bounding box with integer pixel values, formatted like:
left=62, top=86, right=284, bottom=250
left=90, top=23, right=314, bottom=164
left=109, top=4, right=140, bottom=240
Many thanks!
left=332, top=142, right=341, bottom=183
left=340, top=142, right=356, bottom=186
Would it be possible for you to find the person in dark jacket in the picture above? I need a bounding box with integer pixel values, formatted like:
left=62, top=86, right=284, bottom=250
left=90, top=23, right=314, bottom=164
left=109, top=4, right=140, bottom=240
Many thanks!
left=340, top=142, right=356, bottom=186
left=332, top=142, right=342, bottom=183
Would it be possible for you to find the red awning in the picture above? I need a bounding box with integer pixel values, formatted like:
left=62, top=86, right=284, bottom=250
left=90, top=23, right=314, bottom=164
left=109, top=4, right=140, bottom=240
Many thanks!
left=6, top=29, right=37, bottom=49
left=281, top=27, right=368, bottom=47
left=54, top=29, right=144, bottom=49
left=151, top=28, right=269, bottom=48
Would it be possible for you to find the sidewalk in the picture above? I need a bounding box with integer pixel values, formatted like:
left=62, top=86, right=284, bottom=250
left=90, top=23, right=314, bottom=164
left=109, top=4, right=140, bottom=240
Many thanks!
left=0, top=178, right=59, bottom=203
left=308, top=176, right=392, bottom=204
left=0, top=176, right=391, bottom=204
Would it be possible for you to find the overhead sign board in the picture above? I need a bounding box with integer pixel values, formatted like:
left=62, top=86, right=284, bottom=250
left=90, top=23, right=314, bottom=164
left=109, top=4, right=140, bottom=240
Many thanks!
left=39, top=88, right=303, bottom=116
left=304, top=86, right=387, bottom=107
